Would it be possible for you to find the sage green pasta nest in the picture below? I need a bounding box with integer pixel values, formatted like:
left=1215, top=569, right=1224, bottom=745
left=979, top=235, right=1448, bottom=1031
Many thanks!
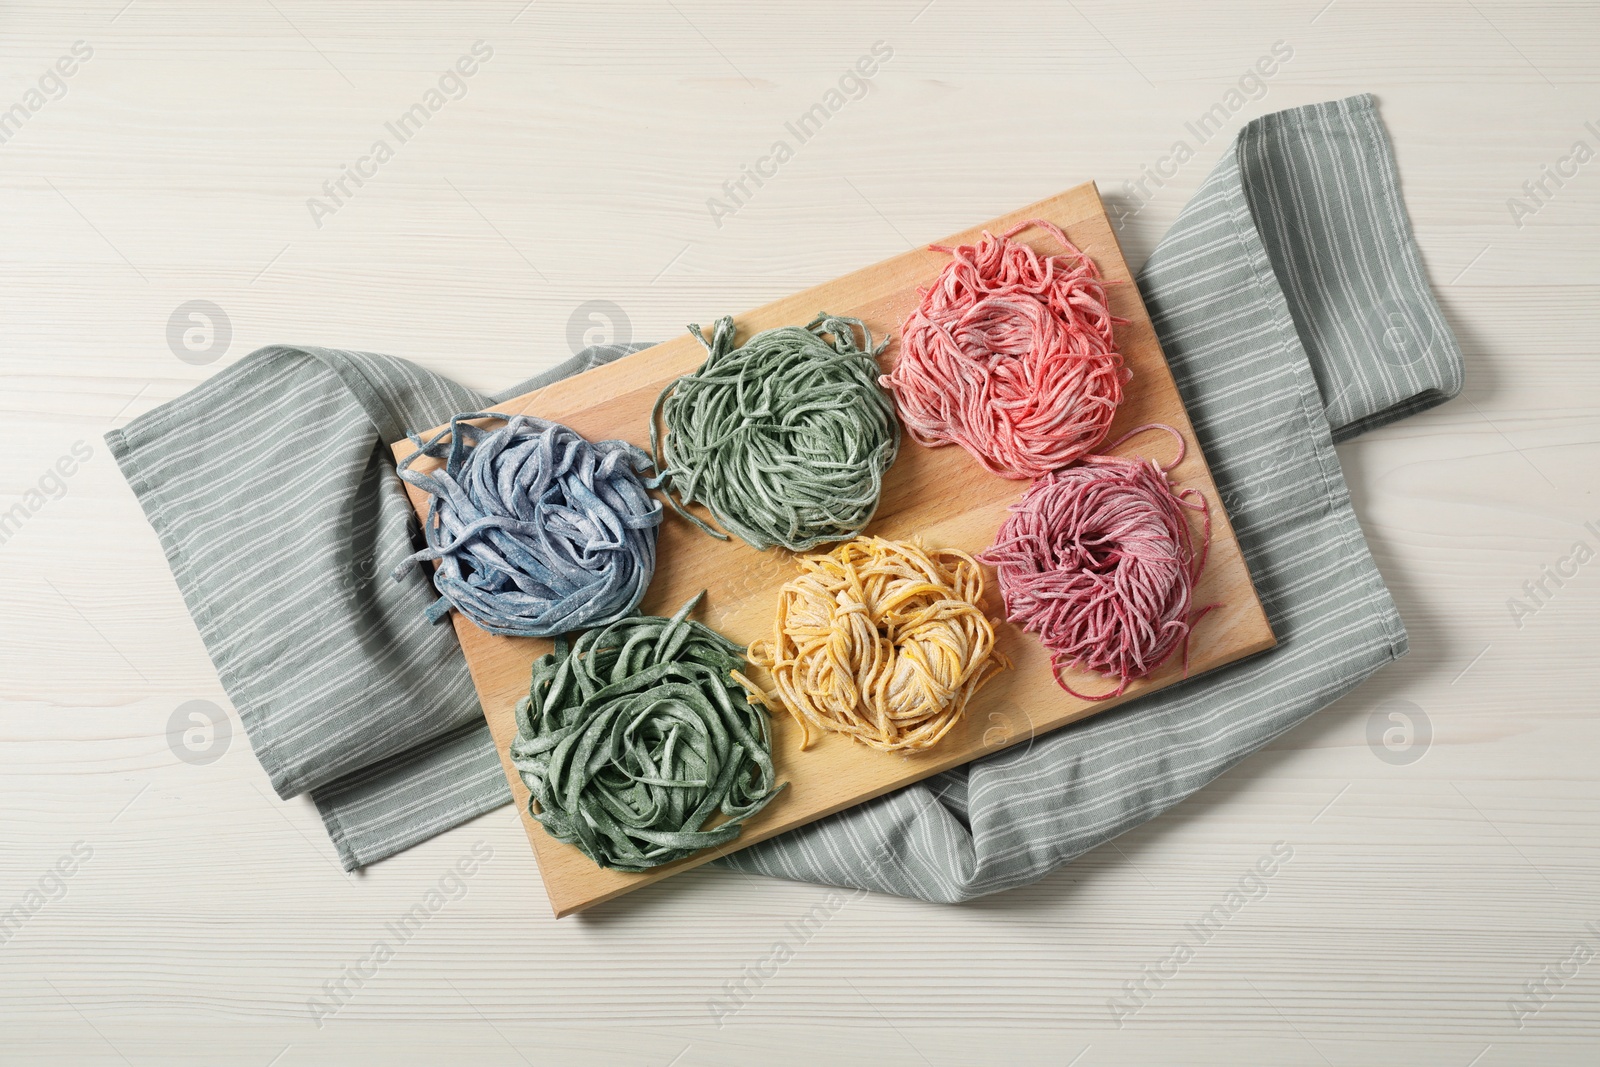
left=651, top=313, right=900, bottom=552
left=508, top=594, right=784, bottom=872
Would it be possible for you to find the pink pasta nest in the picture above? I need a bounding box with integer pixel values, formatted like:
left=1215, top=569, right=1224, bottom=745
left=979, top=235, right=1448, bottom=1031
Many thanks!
left=883, top=218, right=1130, bottom=480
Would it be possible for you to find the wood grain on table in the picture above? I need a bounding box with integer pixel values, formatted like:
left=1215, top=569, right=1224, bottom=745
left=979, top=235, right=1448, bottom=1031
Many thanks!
left=6, top=3, right=1598, bottom=1062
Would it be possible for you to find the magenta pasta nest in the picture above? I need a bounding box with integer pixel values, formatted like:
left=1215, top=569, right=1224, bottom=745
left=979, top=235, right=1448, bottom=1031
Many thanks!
left=980, top=428, right=1214, bottom=698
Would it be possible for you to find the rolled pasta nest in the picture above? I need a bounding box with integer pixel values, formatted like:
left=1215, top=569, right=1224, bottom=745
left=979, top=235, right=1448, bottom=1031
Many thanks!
left=882, top=218, right=1129, bottom=480
left=980, top=427, right=1213, bottom=700
left=394, top=411, right=660, bottom=638
left=651, top=314, right=899, bottom=552
left=744, top=536, right=1011, bottom=753
left=509, top=594, right=784, bottom=871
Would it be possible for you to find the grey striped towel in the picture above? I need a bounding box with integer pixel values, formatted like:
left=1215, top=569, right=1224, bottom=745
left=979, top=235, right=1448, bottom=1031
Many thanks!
left=108, top=94, right=1462, bottom=896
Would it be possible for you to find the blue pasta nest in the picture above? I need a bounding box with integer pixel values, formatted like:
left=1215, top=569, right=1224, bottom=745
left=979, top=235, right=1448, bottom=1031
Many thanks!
left=395, top=411, right=662, bottom=637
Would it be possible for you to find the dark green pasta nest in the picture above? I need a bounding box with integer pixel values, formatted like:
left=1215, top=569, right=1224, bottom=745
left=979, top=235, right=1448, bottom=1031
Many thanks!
left=651, top=313, right=900, bottom=552
left=509, top=594, right=784, bottom=872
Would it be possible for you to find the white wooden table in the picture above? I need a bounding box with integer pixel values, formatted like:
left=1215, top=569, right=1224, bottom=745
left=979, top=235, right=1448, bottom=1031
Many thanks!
left=3, top=3, right=1596, bottom=1063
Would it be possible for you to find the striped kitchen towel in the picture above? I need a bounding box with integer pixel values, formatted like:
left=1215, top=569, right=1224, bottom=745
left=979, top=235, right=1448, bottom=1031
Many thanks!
left=106, top=343, right=645, bottom=867
left=108, top=94, right=1462, bottom=891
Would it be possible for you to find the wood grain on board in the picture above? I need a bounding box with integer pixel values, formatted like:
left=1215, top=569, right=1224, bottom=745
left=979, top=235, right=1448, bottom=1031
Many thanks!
left=393, top=182, right=1275, bottom=917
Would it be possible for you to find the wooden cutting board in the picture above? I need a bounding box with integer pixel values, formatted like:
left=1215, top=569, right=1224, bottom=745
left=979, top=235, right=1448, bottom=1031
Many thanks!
left=393, top=182, right=1275, bottom=917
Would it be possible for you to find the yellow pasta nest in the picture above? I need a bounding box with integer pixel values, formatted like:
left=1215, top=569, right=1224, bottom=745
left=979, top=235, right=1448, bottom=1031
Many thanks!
left=741, top=536, right=1011, bottom=753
